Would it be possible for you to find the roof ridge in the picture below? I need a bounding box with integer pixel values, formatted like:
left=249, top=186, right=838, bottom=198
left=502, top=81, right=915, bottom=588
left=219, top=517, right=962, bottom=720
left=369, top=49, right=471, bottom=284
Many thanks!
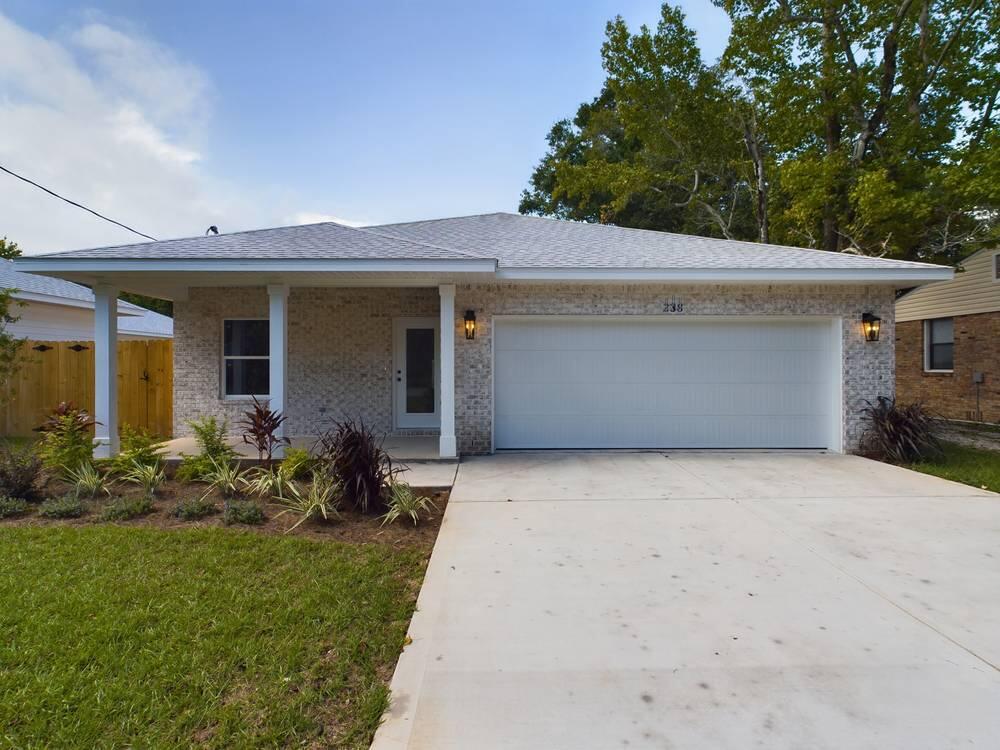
left=368, top=211, right=510, bottom=230
left=349, top=224, right=492, bottom=261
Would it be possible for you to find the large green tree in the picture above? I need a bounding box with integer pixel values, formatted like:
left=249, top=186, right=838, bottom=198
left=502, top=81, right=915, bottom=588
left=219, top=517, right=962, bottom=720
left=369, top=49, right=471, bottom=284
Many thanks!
left=522, top=1, right=999, bottom=262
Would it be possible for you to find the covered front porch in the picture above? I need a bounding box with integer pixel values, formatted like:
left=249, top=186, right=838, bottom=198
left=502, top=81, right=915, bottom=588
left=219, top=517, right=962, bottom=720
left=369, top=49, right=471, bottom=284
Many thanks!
left=86, top=281, right=468, bottom=461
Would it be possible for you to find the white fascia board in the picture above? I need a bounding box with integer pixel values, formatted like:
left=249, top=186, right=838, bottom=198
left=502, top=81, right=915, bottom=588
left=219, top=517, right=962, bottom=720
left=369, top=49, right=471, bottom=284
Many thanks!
left=495, top=266, right=954, bottom=284
left=15, top=258, right=498, bottom=274
left=11, top=290, right=146, bottom=316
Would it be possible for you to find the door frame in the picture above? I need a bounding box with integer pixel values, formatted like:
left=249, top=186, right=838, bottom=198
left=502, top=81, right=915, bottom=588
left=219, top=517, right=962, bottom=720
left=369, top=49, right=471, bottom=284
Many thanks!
left=489, top=314, right=844, bottom=453
left=392, top=317, right=441, bottom=430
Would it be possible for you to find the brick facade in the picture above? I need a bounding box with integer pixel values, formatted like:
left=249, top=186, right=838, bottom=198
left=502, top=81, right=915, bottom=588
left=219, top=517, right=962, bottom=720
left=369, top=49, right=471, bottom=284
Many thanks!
left=896, top=311, right=1000, bottom=422
left=174, top=283, right=896, bottom=454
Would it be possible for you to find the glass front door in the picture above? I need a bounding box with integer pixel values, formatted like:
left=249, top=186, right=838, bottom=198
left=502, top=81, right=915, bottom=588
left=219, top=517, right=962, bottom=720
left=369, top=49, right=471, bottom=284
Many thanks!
left=393, top=318, right=440, bottom=429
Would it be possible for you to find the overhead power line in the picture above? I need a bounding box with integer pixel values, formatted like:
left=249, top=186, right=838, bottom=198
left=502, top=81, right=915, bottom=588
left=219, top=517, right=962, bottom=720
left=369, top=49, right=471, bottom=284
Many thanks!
left=0, top=163, right=158, bottom=242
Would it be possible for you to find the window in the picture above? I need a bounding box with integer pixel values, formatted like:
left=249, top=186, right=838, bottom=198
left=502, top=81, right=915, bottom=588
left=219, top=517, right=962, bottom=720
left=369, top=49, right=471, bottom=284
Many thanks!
left=223, top=319, right=269, bottom=396
left=994, top=252, right=999, bottom=281
left=925, top=317, right=954, bottom=372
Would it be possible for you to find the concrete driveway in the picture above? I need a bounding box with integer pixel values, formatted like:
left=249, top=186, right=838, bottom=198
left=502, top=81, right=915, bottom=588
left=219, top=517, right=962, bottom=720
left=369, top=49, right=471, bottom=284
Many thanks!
left=372, top=453, right=1000, bottom=749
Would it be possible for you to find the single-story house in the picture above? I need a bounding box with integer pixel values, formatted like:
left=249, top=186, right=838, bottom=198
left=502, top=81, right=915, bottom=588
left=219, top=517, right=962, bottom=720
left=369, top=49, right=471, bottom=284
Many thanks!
left=0, top=259, right=172, bottom=341
left=16, top=212, right=950, bottom=457
left=896, top=247, right=999, bottom=422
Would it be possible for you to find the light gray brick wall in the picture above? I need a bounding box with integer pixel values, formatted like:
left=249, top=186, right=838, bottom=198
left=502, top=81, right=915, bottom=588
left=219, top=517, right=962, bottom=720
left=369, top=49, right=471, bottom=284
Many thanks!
left=453, top=283, right=895, bottom=454
left=173, top=286, right=437, bottom=436
left=175, top=283, right=894, bottom=454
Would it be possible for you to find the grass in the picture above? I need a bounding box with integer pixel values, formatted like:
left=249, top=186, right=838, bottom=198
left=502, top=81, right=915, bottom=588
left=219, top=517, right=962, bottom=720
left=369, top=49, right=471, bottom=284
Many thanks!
left=907, top=441, right=1000, bottom=493
left=0, top=526, right=426, bottom=749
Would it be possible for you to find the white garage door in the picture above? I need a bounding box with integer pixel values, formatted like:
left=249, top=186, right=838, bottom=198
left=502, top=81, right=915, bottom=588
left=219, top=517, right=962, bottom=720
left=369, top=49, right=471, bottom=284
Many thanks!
left=494, top=318, right=837, bottom=450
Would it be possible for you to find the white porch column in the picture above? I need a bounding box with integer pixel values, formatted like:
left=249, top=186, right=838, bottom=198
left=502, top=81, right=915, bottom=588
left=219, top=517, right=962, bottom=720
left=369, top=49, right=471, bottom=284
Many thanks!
left=438, top=284, right=457, bottom=458
left=268, top=284, right=289, bottom=454
left=93, top=284, right=119, bottom=457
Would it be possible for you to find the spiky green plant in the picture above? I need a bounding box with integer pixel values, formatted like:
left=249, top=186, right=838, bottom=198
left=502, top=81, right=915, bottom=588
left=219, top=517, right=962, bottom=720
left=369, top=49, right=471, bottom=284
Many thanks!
left=380, top=481, right=437, bottom=527
left=122, top=458, right=166, bottom=499
left=66, top=462, right=111, bottom=500
left=199, top=457, right=245, bottom=501
left=241, top=465, right=296, bottom=501
left=277, top=475, right=341, bottom=533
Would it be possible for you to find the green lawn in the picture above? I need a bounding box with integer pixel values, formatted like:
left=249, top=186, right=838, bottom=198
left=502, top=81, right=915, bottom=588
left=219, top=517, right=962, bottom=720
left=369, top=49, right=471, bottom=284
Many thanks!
left=908, top=441, right=1000, bottom=493
left=0, top=526, right=426, bottom=749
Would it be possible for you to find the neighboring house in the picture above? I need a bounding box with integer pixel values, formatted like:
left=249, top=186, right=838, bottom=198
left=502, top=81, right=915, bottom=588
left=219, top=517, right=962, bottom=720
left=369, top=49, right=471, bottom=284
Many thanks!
left=0, top=259, right=173, bottom=341
left=895, top=247, right=1000, bottom=423
left=17, top=212, right=950, bottom=457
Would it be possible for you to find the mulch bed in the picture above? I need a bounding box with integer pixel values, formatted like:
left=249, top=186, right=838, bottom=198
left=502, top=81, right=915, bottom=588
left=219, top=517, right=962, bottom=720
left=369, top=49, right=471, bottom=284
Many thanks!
left=2, top=477, right=448, bottom=553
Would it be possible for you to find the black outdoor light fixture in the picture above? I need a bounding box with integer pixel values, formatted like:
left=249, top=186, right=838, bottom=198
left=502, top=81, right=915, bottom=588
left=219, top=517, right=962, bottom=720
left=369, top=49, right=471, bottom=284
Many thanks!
left=464, top=310, right=477, bottom=340
left=862, top=312, right=881, bottom=342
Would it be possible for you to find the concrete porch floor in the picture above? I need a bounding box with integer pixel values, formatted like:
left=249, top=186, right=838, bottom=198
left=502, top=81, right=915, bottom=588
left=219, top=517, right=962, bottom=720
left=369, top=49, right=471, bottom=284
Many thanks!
left=161, top=434, right=457, bottom=488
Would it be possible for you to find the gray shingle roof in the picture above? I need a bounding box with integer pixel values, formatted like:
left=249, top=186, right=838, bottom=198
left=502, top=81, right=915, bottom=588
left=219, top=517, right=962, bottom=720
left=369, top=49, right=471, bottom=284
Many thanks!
left=36, top=222, right=482, bottom=261
left=371, top=213, right=944, bottom=271
left=0, top=260, right=143, bottom=312
left=23, top=212, right=945, bottom=273
left=118, top=307, right=173, bottom=337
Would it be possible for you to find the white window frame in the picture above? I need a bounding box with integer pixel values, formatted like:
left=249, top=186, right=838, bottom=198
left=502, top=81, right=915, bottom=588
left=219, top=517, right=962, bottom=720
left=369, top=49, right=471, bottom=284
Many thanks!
left=923, top=317, right=954, bottom=373
left=221, top=318, right=270, bottom=400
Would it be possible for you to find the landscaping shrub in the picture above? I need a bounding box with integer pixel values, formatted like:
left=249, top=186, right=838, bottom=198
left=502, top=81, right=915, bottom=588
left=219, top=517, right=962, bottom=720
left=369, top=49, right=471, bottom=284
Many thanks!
left=175, top=417, right=236, bottom=481
left=861, top=396, right=942, bottom=463
left=109, top=426, right=166, bottom=475
left=99, top=496, right=154, bottom=522
left=121, top=459, right=166, bottom=499
left=170, top=497, right=218, bottom=521
left=0, top=441, right=43, bottom=501
left=200, top=457, right=245, bottom=500
left=0, top=495, right=29, bottom=519
left=315, top=419, right=398, bottom=514
left=380, top=481, right=437, bottom=527
left=65, top=462, right=111, bottom=500
left=279, top=447, right=315, bottom=480
left=223, top=500, right=265, bottom=526
left=38, top=495, right=85, bottom=519
left=242, top=465, right=295, bottom=501
left=277, top=475, right=341, bottom=532
left=239, top=397, right=289, bottom=465
left=35, top=402, right=96, bottom=474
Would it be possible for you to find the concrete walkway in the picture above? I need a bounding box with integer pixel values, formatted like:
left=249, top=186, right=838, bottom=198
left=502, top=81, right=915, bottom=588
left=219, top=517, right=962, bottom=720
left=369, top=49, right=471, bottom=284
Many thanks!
left=372, top=452, right=1000, bottom=749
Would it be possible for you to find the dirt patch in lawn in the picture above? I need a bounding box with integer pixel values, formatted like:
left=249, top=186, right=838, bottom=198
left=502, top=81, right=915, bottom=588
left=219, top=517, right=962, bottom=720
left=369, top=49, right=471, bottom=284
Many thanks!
left=1, top=477, right=449, bottom=553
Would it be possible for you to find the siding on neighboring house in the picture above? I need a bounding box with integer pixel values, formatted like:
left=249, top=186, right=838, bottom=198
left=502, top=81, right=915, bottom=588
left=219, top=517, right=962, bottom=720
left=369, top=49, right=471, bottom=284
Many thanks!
left=896, top=248, right=1000, bottom=322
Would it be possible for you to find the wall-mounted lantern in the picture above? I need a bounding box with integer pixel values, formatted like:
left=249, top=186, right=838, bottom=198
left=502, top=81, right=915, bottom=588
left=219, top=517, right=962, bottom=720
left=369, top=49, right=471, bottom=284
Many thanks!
left=861, top=312, right=881, bottom=342
left=464, top=310, right=477, bottom=340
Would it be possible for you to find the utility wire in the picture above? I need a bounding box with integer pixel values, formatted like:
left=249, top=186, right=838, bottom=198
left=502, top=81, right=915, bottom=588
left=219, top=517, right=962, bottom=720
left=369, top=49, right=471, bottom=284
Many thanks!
left=0, top=163, right=158, bottom=242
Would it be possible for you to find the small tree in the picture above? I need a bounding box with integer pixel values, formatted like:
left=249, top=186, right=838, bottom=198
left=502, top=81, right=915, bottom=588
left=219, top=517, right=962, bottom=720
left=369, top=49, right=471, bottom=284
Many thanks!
left=0, top=237, right=24, bottom=404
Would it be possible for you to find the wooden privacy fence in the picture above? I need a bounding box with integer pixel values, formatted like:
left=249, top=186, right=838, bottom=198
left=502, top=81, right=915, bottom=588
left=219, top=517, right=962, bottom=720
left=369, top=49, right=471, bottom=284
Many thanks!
left=0, top=340, right=173, bottom=438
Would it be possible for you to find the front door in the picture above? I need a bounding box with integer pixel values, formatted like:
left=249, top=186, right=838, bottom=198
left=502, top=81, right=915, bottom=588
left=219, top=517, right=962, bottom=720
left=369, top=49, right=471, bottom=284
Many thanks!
left=393, top=318, right=440, bottom=429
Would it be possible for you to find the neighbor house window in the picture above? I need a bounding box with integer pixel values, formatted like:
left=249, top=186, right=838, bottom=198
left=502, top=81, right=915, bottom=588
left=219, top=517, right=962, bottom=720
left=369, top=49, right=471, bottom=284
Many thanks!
left=925, top=317, right=954, bottom=372
left=994, top=252, right=999, bottom=280
left=223, top=319, right=269, bottom=396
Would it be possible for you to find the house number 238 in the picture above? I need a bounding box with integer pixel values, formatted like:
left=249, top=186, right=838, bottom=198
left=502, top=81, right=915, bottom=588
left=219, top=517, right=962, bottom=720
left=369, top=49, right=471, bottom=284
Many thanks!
left=662, top=299, right=684, bottom=313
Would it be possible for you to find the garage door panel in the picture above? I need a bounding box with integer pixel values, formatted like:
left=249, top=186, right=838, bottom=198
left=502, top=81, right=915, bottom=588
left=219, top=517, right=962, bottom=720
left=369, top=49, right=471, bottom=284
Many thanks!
left=494, top=318, right=835, bottom=450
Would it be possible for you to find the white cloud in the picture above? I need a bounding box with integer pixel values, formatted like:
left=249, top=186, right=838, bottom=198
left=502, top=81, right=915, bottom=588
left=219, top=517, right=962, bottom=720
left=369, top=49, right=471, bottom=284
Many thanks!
left=0, top=13, right=281, bottom=254
left=287, top=212, right=366, bottom=228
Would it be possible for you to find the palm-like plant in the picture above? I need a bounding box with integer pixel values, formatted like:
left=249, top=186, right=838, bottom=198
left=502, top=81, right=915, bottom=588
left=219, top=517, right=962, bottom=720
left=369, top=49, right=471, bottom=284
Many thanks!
left=315, top=418, right=398, bottom=514
left=239, top=397, right=290, bottom=465
left=861, top=396, right=942, bottom=463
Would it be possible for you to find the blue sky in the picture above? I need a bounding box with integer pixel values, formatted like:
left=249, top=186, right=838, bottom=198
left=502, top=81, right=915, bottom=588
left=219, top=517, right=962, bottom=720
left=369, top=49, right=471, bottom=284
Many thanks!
left=0, top=1, right=730, bottom=253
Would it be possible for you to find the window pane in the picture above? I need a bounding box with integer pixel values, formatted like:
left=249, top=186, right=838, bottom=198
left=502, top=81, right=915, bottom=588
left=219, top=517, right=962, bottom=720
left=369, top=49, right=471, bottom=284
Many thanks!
left=224, top=320, right=269, bottom=356
left=405, top=328, right=435, bottom=414
left=225, top=359, right=269, bottom=396
left=930, top=343, right=953, bottom=371
left=930, top=317, right=953, bottom=345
